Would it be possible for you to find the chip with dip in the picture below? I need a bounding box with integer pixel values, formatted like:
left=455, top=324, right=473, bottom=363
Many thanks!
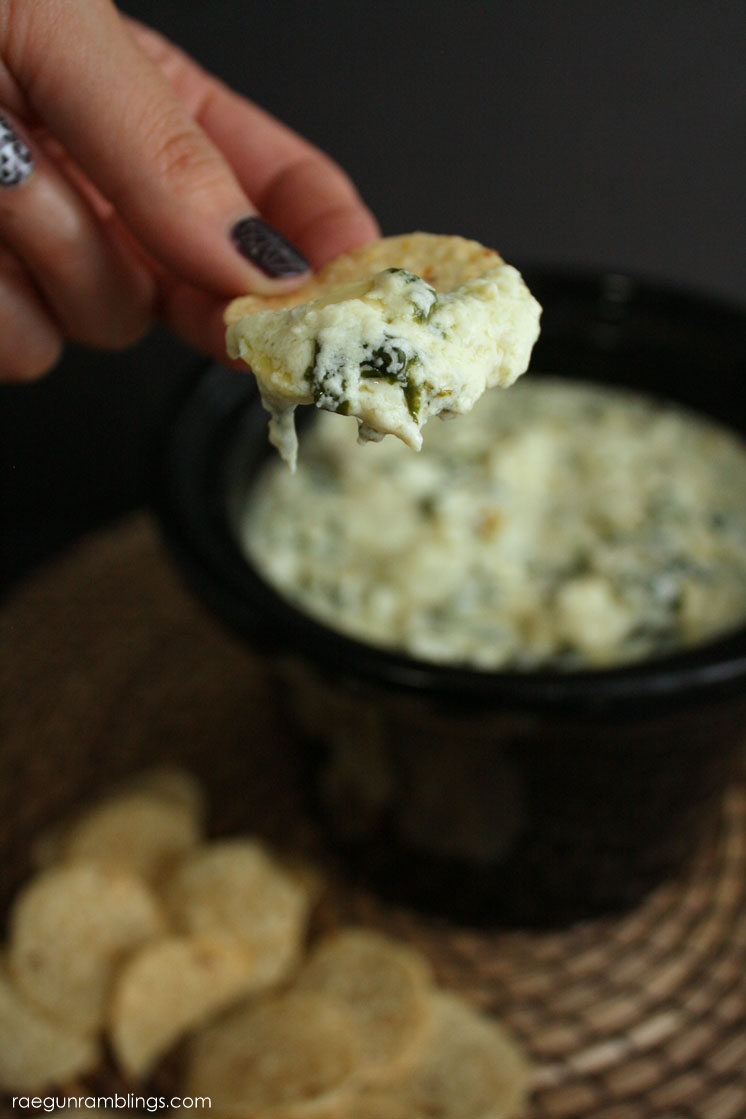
left=225, top=233, right=541, bottom=468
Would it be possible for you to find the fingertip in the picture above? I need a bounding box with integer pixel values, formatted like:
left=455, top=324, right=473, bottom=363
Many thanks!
left=1, top=331, right=63, bottom=382
left=158, top=278, right=233, bottom=365
left=96, top=309, right=153, bottom=352
left=0, top=254, right=64, bottom=382
left=252, top=146, right=380, bottom=273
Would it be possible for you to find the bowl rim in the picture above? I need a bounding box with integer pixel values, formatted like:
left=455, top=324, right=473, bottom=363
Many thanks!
left=157, top=266, right=746, bottom=716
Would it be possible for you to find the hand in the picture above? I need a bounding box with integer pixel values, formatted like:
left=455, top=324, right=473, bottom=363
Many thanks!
left=0, top=0, right=378, bottom=381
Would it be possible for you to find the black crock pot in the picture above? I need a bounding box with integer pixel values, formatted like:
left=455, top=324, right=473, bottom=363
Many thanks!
left=158, top=269, right=746, bottom=926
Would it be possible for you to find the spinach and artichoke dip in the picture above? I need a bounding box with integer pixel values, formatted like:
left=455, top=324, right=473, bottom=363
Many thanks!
left=241, top=379, right=746, bottom=670
left=225, top=233, right=541, bottom=470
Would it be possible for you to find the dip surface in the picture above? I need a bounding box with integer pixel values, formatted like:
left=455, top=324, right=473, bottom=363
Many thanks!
left=240, top=379, right=746, bottom=669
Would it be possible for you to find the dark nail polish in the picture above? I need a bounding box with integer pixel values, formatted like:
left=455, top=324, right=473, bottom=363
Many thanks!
left=230, top=216, right=308, bottom=277
left=0, top=115, right=32, bottom=187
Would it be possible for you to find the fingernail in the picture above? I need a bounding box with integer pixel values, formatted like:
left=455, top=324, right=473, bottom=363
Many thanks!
left=230, top=216, right=308, bottom=277
left=0, top=114, right=33, bottom=188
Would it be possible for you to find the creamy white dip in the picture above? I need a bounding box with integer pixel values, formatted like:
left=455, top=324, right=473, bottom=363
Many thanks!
left=226, top=264, right=540, bottom=469
left=240, top=379, right=746, bottom=670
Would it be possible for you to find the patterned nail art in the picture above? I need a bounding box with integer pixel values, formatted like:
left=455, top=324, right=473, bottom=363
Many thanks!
left=230, top=216, right=308, bottom=277
left=0, top=115, right=32, bottom=187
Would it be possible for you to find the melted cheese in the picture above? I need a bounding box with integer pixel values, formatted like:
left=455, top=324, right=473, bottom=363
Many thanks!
left=226, top=265, right=541, bottom=469
left=241, top=379, right=746, bottom=670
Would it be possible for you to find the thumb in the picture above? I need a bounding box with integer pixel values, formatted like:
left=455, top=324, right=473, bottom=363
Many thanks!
left=1, top=0, right=309, bottom=296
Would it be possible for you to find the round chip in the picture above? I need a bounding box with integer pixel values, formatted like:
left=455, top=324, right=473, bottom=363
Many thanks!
left=265, top=1104, right=348, bottom=1119
left=28, top=820, right=67, bottom=871
left=278, top=853, right=326, bottom=908
left=0, top=962, right=100, bottom=1091
left=120, top=766, right=207, bottom=823
left=392, top=992, right=530, bottom=1119
left=185, top=989, right=361, bottom=1115
left=337, top=1094, right=413, bottom=1119
left=8, top=862, right=165, bottom=1032
left=45, top=1114, right=116, bottom=1119
left=29, top=767, right=205, bottom=876
left=162, top=840, right=311, bottom=990
left=60, top=789, right=202, bottom=883
left=296, top=929, right=433, bottom=1081
left=225, top=233, right=503, bottom=323
left=109, top=935, right=262, bottom=1082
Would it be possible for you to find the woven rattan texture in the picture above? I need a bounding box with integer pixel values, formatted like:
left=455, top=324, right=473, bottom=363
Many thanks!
left=3, top=515, right=746, bottom=1119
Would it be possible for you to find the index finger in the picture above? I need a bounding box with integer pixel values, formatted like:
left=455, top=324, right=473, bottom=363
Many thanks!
left=127, top=19, right=380, bottom=269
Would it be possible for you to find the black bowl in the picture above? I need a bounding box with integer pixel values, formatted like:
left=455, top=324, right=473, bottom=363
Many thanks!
left=158, top=268, right=746, bottom=926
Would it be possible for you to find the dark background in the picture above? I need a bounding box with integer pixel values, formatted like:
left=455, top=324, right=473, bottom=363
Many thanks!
left=2, top=0, right=745, bottom=587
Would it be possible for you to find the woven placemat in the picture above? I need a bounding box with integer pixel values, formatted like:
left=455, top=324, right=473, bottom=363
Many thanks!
left=3, top=514, right=746, bottom=1119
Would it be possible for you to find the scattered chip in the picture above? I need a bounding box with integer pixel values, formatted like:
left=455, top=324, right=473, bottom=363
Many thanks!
left=390, top=992, right=530, bottom=1119
left=60, top=789, right=202, bottom=883
left=8, top=862, right=165, bottom=1032
left=108, top=935, right=260, bottom=1081
left=186, top=989, right=361, bottom=1115
left=224, top=233, right=505, bottom=323
left=297, top=929, right=433, bottom=1081
left=163, top=840, right=311, bottom=990
left=0, top=961, right=100, bottom=1092
left=7, top=772, right=530, bottom=1118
